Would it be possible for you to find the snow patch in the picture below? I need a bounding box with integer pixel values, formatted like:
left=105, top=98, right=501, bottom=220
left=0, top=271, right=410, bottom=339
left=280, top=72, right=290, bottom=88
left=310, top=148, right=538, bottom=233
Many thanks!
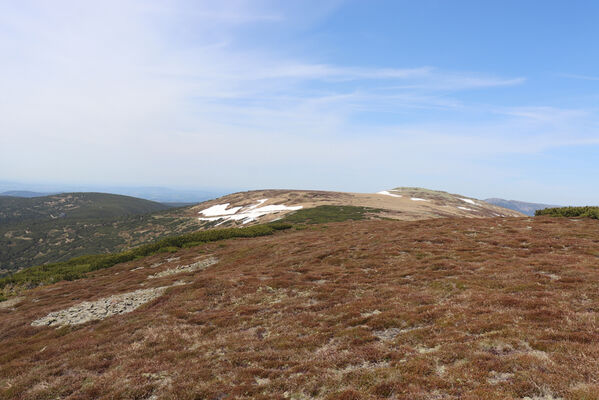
left=458, top=206, right=473, bottom=211
left=459, top=198, right=477, bottom=205
left=199, top=199, right=302, bottom=224
left=377, top=190, right=402, bottom=198
left=199, top=203, right=242, bottom=217
left=411, top=197, right=428, bottom=202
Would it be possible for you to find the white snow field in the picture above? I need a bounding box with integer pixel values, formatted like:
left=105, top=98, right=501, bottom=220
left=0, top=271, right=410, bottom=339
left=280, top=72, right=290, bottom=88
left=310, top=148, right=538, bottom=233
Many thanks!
left=199, top=203, right=242, bottom=217
left=377, top=190, right=402, bottom=198
left=459, top=198, right=477, bottom=205
left=199, top=199, right=302, bottom=225
left=410, top=197, right=429, bottom=202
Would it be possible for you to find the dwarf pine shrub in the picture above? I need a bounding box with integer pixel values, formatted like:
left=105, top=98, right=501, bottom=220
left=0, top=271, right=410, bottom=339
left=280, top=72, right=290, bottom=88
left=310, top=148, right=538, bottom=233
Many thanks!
left=0, top=222, right=291, bottom=293
left=535, top=206, right=599, bottom=219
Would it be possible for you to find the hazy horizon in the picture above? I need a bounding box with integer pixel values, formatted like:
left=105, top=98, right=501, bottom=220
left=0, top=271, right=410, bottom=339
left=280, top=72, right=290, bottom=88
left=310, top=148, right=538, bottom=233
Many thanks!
left=1, top=1, right=598, bottom=205
left=0, top=178, right=570, bottom=206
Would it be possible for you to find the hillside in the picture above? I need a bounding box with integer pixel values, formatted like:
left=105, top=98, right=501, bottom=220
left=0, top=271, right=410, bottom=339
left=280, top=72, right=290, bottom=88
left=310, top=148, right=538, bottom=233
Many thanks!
left=485, top=198, right=560, bottom=216
left=0, top=188, right=521, bottom=274
left=187, top=187, right=523, bottom=226
left=0, top=192, right=170, bottom=223
left=1, top=217, right=598, bottom=399
left=0, top=193, right=176, bottom=274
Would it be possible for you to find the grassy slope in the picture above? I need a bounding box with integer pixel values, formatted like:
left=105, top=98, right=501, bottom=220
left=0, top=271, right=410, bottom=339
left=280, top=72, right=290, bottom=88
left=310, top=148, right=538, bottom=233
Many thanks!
left=0, top=204, right=374, bottom=275
left=0, top=222, right=291, bottom=297
left=0, top=205, right=372, bottom=295
left=0, top=187, right=524, bottom=275
left=1, top=217, right=599, bottom=399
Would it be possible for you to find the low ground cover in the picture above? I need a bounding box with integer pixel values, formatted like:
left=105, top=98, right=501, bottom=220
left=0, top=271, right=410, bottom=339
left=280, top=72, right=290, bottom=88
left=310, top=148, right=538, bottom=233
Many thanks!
left=1, top=217, right=598, bottom=399
left=0, top=223, right=290, bottom=295
left=279, top=205, right=381, bottom=224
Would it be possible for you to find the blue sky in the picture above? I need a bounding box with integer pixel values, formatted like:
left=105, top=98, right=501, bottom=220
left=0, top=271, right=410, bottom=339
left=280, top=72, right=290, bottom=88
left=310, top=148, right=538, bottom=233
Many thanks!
left=1, top=0, right=598, bottom=204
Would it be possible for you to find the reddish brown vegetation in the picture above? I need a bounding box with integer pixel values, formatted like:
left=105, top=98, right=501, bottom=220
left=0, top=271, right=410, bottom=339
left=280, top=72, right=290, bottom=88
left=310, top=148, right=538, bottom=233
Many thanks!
left=1, top=217, right=599, bottom=399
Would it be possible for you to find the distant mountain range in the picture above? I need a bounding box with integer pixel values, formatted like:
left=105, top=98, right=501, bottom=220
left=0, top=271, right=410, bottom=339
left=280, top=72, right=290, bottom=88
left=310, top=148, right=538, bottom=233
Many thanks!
left=0, top=190, right=52, bottom=198
left=484, top=198, right=560, bottom=216
left=0, top=181, right=228, bottom=203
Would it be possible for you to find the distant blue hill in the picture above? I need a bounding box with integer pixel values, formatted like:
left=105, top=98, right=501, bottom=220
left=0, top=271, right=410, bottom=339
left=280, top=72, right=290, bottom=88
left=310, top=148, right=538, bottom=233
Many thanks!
left=0, top=190, right=53, bottom=198
left=0, top=181, right=229, bottom=203
left=485, top=198, right=561, bottom=216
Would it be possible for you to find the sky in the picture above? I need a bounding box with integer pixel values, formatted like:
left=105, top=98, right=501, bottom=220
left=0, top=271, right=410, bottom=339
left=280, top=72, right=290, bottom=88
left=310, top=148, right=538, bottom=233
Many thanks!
left=1, top=0, right=598, bottom=204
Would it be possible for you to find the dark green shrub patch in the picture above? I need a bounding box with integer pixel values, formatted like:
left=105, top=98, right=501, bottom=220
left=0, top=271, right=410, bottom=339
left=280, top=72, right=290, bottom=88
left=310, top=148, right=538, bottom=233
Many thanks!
left=280, top=205, right=380, bottom=225
left=0, top=222, right=291, bottom=293
left=535, top=206, right=599, bottom=219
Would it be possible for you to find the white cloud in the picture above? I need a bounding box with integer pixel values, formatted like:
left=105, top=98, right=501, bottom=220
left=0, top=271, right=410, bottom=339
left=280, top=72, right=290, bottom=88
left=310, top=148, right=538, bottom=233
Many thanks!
left=0, top=0, right=596, bottom=200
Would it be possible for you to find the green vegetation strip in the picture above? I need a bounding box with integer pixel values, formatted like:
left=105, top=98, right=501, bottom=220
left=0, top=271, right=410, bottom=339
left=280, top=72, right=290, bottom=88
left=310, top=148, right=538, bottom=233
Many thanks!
left=535, top=206, right=599, bottom=219
left=279, top=205, right=380, bottom=224
left=0, top=222, right=291, bottom=292
left=0, top=205, right=380, bottom=299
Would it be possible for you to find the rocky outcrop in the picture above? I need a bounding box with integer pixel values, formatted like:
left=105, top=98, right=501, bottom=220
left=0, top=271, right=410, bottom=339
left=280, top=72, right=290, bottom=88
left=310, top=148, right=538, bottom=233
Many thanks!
left=147, top=257, right=218, bottom=279
left=31, top=287, right=168, bottom=327
left=0, top=296, right=23, bottom=310
left=31, top=256, right=218, bottom=327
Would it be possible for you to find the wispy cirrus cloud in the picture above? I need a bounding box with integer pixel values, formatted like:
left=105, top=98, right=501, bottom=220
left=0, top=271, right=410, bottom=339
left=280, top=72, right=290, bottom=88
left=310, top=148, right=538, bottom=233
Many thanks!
left=495, top=106, right=590, bottom=122
left=0, top=0, right=527, bottom=140
left=0, top=0, right=597, bottom=204
left=559, top=73, right=599, bottom=81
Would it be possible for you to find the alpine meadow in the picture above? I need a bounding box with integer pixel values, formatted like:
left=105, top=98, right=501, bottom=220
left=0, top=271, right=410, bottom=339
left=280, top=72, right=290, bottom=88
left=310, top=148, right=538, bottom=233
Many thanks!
left=1, top=1, right=599, bottom=399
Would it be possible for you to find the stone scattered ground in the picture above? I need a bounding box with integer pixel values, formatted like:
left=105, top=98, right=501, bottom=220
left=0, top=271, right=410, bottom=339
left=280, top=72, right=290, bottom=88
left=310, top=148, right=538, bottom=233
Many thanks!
left=31, top=287, right=169, bottom=327
left=30, top=256, right=218, bottom=327
left=148, top=257, right=218, bottom=279
left=0, top=296, right=22, bottom=310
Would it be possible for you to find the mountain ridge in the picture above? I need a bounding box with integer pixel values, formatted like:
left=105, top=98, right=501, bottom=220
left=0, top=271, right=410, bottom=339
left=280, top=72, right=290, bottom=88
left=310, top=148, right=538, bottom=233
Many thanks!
left=0, top=190, right=53, bottom=198
left=187, top=187, right=524, bottom=226
left=0, top=187, right=523, bottom=274
left=484, top=198, right=561, bottom=216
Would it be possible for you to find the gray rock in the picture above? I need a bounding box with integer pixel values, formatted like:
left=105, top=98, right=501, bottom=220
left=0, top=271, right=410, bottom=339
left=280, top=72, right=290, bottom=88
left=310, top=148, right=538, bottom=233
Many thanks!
left=31, top=286, right=168, bottom=327
left=147, top=257, right=218, bottom=279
